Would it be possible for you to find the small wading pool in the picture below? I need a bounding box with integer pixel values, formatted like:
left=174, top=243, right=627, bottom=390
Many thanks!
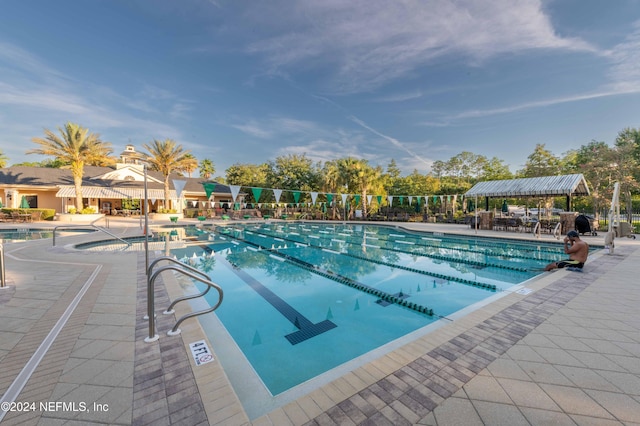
left=0, top=227, right=94, bottom=242
left=78, top=223, right=600, bottom=415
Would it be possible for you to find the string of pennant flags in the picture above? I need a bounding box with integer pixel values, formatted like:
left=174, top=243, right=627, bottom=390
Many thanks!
left=180, top=181, right=468, bottom=210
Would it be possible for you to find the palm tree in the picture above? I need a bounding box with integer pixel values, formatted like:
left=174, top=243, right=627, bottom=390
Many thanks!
left=182, top=153, right=198, bottom=177
left=0, top=149, right=8, bottom=168
left=28, top=123, right=113, bottom=211
left=142, top=139, right=197, bottom=209
left=199, top=158, right=215, bottom=179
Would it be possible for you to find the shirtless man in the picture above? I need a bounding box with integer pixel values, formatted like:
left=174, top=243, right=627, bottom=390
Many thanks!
left=545, top=230, right=589, bottom=271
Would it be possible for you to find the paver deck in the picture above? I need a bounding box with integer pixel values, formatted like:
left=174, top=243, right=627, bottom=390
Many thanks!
left=0, top=218, right=638, bottom=425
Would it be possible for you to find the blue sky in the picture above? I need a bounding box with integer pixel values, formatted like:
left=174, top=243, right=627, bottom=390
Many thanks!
left=2, top=0, right=640, bottom=176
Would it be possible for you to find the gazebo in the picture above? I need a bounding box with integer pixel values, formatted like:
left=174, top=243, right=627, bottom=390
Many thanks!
left=465, top=174, right=590, bottom=212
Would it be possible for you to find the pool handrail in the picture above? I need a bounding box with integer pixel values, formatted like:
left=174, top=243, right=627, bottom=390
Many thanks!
left=145, top=256, right=223, bottom=342
left=52, top=217, right=131, bottom=248
left=147, top=256, right=214, bottom=314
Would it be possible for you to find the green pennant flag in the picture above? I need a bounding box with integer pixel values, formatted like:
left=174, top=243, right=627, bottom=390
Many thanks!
left=292, top=191, right=301, bottom=203
left=203, top=182, right=216, bottom=199
left=251, top=188, right=263, bottom=203
left=354, top=195, right=361, bottom=206
left=326, top=193, right=333, bottom=204
left=376, top=195, right=382, bottom=205
left=399, top=196, right=404, bottom=205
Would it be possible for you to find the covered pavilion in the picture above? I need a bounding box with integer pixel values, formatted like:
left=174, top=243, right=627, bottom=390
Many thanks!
left=465, top=173, right=590, bottom=212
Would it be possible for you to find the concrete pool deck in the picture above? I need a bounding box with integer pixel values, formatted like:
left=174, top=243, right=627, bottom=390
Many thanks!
left=0, top=217, right=638, bottom=425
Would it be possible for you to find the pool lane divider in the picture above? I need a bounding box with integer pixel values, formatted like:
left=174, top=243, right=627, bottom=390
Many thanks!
left=212, top=228, right=436, bottom=317
left=244, top=227, right=499, bottom=292
left=255, top=225, right=544, bottom=272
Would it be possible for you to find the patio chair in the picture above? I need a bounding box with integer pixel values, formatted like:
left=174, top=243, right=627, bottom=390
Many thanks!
left=30, top=211, right=42, bottom=222
left=11, top=211, right=23, bottom=222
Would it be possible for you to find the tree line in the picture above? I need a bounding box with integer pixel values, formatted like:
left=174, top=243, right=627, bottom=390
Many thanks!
left=1, top=123, right=638, bottom=216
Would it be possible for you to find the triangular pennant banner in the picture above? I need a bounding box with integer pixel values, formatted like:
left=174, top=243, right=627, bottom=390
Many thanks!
left=340, top=193, right=348, bottom=205
left=229, top=185, right=241, bottom=202
left=202, top=182, right=216, bottom=199
left=172, top=179, right=187, bottom=199
left=251, top=187, right=263, bottom=203
left=388, top=195, right=394, bottom=206
left=399, top=196, right=404, bottom=205
left=408, top=196, right=413, bottom=205
left=310, top=191, right=318, bottom=204
left=367, top=195, right=373, bottom=205
left=273, top=189, right=283, bottom=203
left=193, top=201, right=198, bottom=207
left=377, top=195, right=382, bottom=205
left=326, top=193, right=333, bottom=204
left=354, top=195, right=361, bottom=206
left=292, top=191, right=301, bottom=203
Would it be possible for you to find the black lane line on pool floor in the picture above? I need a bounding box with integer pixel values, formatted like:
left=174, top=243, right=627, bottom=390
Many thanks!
left=216, top=255, right=337, bottom=345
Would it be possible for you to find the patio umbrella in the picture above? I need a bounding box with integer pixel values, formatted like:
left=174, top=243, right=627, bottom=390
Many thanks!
left=501, top=199, right=508, bottom=215
left=20, top=195, right=30, bottom=208
left=0, top=199, right=3, bottom=208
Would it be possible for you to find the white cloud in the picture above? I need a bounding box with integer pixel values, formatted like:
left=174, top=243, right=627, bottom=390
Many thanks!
left=242, top=0, right=595, bottom=94
left=231, top=116, right=320, bottom=139
left=607, top=20, right=640, bottom=92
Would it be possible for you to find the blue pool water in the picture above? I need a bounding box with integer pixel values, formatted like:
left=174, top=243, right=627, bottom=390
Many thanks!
left=0, top=228, right=94, bottom=241
left=76, top=222, right=598, bottom=397
left=161, top=223, right=584, bottom=395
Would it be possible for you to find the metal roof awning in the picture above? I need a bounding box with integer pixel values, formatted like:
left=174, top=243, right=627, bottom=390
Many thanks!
left=464, top=174, right=590, bottom=198
left=55, top=186, right=178, bottom=200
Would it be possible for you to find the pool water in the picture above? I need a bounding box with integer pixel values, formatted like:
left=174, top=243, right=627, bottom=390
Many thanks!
left=163, top=223, right=581, bottom=396
left=0, top=228, right=94, bottom=241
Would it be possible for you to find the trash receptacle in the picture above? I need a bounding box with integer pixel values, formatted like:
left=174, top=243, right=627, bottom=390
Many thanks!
left=615, top=222, right=634, bottom=238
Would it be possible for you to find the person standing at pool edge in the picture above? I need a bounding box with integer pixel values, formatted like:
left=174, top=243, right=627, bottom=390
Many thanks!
left=545, top=230, right=589, bottom=271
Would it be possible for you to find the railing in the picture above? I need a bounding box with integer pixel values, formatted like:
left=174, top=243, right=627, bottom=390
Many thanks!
left=53, top=216, right=132, bottom=247
left=0, top=239, right=5, bottom=288
left=145, top=256, right=223, bottom=342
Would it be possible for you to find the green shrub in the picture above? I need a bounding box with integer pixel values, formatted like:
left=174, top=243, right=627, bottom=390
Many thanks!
left=157, top=208, right=178, bottom=214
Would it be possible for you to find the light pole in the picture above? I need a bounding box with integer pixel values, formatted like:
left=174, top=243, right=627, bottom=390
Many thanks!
left=144, top=164, right=149, bottom=276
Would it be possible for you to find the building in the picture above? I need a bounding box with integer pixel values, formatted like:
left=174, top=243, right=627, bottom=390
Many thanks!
left=0, top=151, right=234, bottom=215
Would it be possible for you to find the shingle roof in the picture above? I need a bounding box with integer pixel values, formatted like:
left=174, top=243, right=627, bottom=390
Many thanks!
left=0, top=166, right=231, bottom=195
left=464, top=174, right=590, bottom=198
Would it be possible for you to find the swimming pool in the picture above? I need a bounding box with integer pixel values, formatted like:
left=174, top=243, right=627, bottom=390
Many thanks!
left=0, top=227, right=94, bottom=242
left=155, top=222, right=588, bottom=398
left=76, top=222, right=600, bottom=416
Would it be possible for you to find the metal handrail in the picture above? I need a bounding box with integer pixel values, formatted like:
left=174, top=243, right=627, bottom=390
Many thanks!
left=53, top=223, right=131, bottom=247
left=147, top=256, right=214, bottom=314
left=145, top=256, right=223, bottom=342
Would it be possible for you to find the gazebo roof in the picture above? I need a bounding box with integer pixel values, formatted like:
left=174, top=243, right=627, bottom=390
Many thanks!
left=464, top=174, right=590, bottom=198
